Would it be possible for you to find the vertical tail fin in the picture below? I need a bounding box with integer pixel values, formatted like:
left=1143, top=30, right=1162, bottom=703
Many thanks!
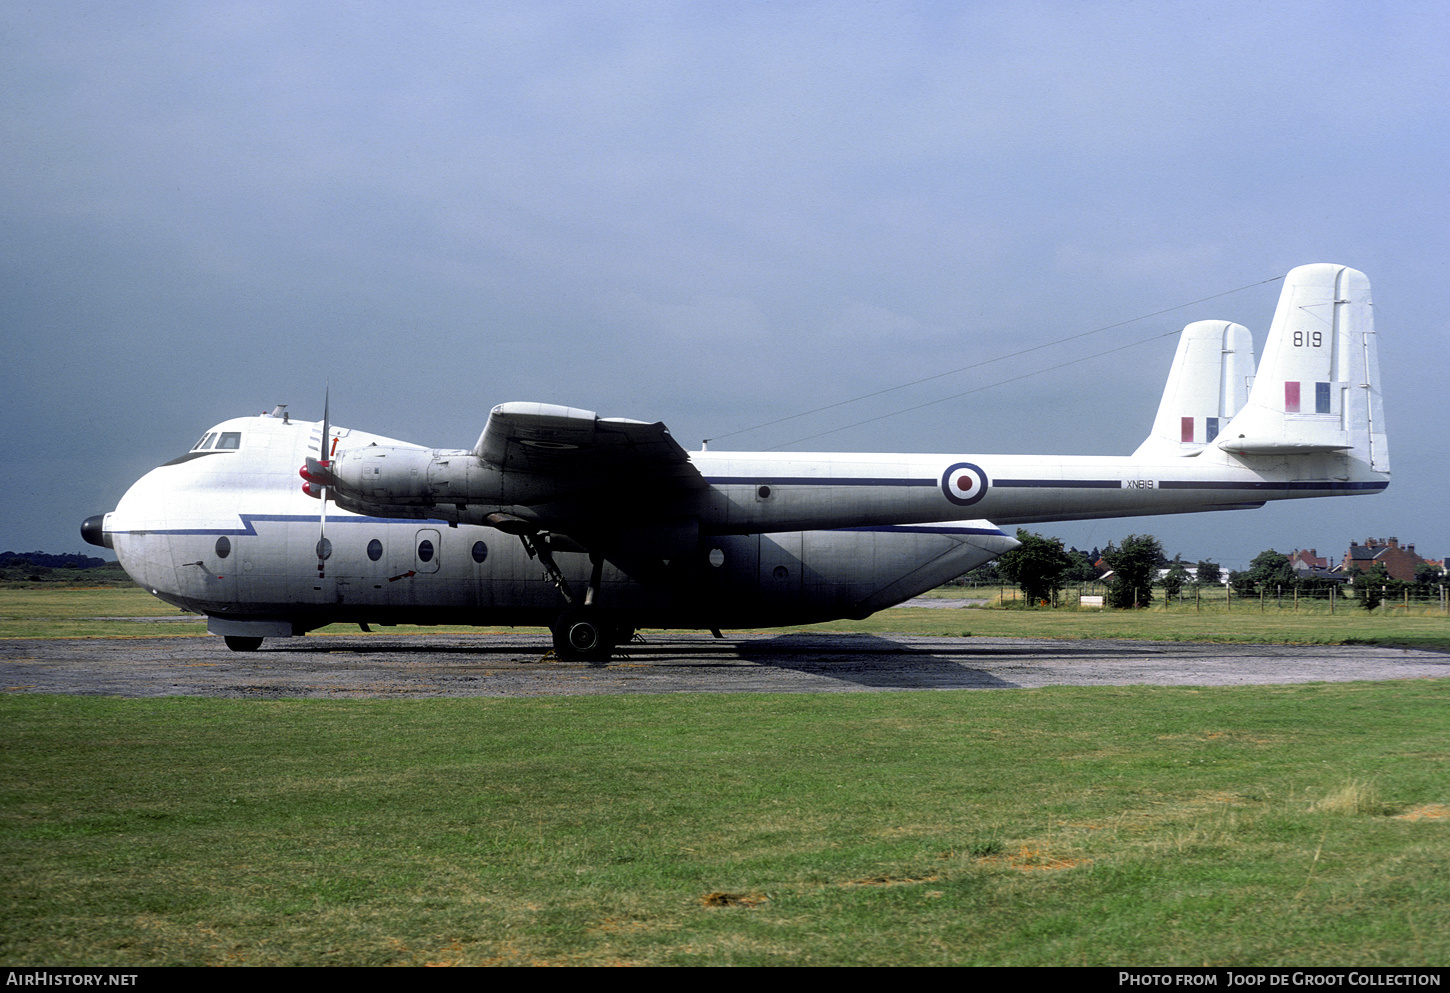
left=1216, top=264, right=1388, bottom=473
left=1134, top=320, right=1254, bottom=459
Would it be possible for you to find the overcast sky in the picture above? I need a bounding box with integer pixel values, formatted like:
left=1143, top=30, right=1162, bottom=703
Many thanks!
left=3, top=1, right=1447, bottom=572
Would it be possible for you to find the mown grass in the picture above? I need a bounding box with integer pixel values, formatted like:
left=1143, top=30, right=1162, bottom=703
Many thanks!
left=777, top=606, right=1450, bottom=651
left=0, top=587, right=206, bottom=639
left=2, top=683, right=1447, bottom=966
left=4, top=586, right=1448, bottom=650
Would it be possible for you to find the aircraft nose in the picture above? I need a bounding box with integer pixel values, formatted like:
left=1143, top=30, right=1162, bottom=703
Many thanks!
left=81, top=514, right=112, bottom=549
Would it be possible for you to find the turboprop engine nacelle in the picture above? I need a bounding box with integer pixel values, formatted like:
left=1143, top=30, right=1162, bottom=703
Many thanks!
left=325, top=445, right=502, bottom=508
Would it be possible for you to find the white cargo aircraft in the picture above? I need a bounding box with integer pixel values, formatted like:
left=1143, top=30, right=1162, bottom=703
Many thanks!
left=82, top=264, right=1388, bottom=658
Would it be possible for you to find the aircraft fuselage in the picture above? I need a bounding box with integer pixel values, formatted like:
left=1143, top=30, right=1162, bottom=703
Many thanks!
left=94, top=413, right=1021, bottom=637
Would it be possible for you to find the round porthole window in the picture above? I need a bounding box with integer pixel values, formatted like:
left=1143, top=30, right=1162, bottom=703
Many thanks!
left=215, top=536, right=231, bottom=559
left=708, top=547, right=725, bottom=568
left=418, top=539, right=434, bottom=563
left=367, top=538, right=383, bottom=562
left=316, top=538, right=333, bottom=560
left=472, top=540, right=488, bottom=563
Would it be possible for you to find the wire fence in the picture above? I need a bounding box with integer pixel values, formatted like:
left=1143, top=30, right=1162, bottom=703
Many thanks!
left=957, top=581, right=1450, bottom=615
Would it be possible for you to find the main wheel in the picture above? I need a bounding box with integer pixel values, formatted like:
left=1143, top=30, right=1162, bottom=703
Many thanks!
left=223, top=635, right=263, bottom=652
left=551, top=610, right=615, bottom=662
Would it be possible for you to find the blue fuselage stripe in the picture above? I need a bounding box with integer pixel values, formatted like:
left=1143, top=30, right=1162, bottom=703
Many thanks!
left=834, top=525, right=1008, bottom=537
left=1157, top=480, right=1388, bottom=492
left=125, top=513, right=430, bottom=536
left=704, top=476, right=936, bottom=487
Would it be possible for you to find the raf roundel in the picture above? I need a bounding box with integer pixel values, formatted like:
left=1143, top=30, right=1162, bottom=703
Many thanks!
left=941, top=462, right=989, bottom=506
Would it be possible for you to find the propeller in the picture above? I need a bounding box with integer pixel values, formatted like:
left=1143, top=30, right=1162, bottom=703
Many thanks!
left=299, top=389, right=335, bottom=580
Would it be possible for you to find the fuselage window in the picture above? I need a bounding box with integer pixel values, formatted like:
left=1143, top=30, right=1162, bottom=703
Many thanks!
left=471, top=540, right=488, bottom=564
left=316, top=537, right=332, bottom=560
left=367, top=538, right=383, bottom=562
left=215, top=432, right=242, bottom=450
left=215, top=536, right=231, bottom=559
left=418, top=539, right=435, bottom=563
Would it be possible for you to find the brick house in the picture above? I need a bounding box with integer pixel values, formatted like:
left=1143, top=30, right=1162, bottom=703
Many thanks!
left=1289, top=548, right=1341, bottom=581
left=1340, top=537, right=1433, bottom=582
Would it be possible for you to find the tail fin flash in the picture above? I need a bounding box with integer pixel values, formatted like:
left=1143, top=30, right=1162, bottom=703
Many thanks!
left=1217, top=264, right=1388, bottom=472
left=1134, top=320, right=1254, bottom=459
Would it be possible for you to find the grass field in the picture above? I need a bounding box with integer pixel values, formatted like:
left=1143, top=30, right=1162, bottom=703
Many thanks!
left=3, top=683, right=1448, bottom=966
left=3, top=586, right=1447, bottom=966
left=4, top=585, right=1447, bottom=650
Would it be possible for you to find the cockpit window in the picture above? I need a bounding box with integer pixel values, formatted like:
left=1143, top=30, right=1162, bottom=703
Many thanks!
left=184, top=430, right=241, bottom=456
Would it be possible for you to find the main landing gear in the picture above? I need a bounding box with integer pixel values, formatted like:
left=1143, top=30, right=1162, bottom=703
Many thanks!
left=551, top=608, right=632, bottom=663
left=223, top=635, right=262, bottom=652
left=519, top=533, right=631, bottom=663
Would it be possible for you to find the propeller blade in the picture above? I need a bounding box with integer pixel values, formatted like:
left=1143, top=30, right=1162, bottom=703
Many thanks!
left=317, top=388, right=331, bottom=579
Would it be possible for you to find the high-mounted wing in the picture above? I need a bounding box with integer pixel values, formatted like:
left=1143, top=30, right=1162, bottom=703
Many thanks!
left=322, top=401, right=705, bottom=541
left=475, top=402, right=705, bottom=486
left=470, top=403, right=707, bottom=584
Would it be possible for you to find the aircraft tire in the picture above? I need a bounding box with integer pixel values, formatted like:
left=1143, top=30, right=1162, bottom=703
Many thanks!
left=552, top=610, right=614, bottom=662
left=223, top=635, right=263, bottom=652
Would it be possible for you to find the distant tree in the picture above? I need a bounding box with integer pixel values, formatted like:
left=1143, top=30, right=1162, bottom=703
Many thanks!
left=1062, top=546, right=1100, bottom=583
left=1352, top=563, right=1391, bottom=611
left=1228, top=569, right=1258, bottom=597
left=0, top=551, right=109, bottom=570
left=1293, top=575, right=1341, bottom=600
left=958, top=560, right=1001, bottom=586
left=997, top=530, right=1073, bottom=605
left=1161, top=556, right=1190, bottom=599
left=1103, top=534, right=1163, bottom=608
left=1245, top=550, right=1295, bottom=591
left=1414, top=562, right=1446, bottom=586
left=1195, top=560, right=1222, bottom=586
